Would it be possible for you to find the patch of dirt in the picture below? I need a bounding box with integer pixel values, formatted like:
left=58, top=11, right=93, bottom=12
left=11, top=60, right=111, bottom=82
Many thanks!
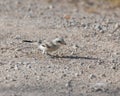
left=0, top=0, right=120, bottom=96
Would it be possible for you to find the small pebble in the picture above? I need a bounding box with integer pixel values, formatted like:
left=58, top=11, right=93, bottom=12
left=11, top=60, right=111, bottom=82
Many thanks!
left=94, top=24, right=105, bottom=33
left=64, top=15, right=71, bottom=20
left=72, top=44, right=79, bottom=50
left=23, top=62, right=30, bottom=65
left=65, top=80, right=72, bottom=87
left=90, top=82, right=108, bottom=92
left=14, top=54, right=18, bottom=58
left=17, top=62, right=22, bottom=64
left=101, top=74, right=106, bottom=77
left=81, top=23, right=88, bottom=29
left=15, top=35, right=21, bottom=39
left=75, top=73, right=79, bottom=77
left=94, top=24, right=101, bottom=30
left=26, top=65, right=31, bottom=69
left=99, top=29, right=104, bottom=33
left=47, top=65, right=51, bottom=68
left=115, top=23, right=120, bottom=28
left=11, top=79, right=17, bottom=81
left=88, top=65, right=95, bottom=69
left=80, top=63, right=84, bottom=66
left=111, top=65, right=116, bottom=70
left=61, top=74, right=67, bottom=78
left=48, top=5, right=53, bottom=9
left=14, top=64, right=19, bottom=70
left=97, top=60, right=104, bottom=65
left=36, top=76, right=40, bottom=81
left=89, top=74, right=96, bottom=79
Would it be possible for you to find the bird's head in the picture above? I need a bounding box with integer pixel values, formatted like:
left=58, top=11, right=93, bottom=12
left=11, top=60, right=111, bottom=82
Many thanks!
left=52, top=37, right=66, bottom=46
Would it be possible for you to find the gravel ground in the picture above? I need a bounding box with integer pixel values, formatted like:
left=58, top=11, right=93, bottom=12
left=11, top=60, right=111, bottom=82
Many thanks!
left=0, top=0, right=120, bottom=96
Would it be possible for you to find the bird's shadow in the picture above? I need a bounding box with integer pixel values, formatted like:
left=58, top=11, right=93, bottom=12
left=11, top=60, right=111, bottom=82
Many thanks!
left=49, top=54, right=99, bottom=60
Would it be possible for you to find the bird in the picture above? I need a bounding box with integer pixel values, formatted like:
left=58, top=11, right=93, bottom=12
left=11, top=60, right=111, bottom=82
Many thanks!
left=38, top=37, right=66, bottom=55
left=22, top=37, right=66, bottom=56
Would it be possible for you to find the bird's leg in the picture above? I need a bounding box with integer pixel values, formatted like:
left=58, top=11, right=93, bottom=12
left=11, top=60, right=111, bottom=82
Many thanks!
left=42, top=51, right=52, bottom=56
left=42, top=50, right=45, bottom=54
left=42, top=50, right=55, bottom=58
left=46, top=53, right=56, bottom=58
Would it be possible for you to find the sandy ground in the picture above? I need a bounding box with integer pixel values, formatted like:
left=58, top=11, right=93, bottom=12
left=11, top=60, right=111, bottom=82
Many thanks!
left=0, top=0, right=120, bottom=96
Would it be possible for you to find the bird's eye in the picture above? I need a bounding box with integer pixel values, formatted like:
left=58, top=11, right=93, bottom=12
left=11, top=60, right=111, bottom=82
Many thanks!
left=57, top=41, right=62, bottom=43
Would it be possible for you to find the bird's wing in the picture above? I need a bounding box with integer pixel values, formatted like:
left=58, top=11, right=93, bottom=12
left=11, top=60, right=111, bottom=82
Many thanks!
left=45, top=42, right=54, bottom=48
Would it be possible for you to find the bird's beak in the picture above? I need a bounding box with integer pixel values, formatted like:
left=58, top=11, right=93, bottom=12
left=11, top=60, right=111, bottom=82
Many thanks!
left=62, top=42, right=66, bottom=45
